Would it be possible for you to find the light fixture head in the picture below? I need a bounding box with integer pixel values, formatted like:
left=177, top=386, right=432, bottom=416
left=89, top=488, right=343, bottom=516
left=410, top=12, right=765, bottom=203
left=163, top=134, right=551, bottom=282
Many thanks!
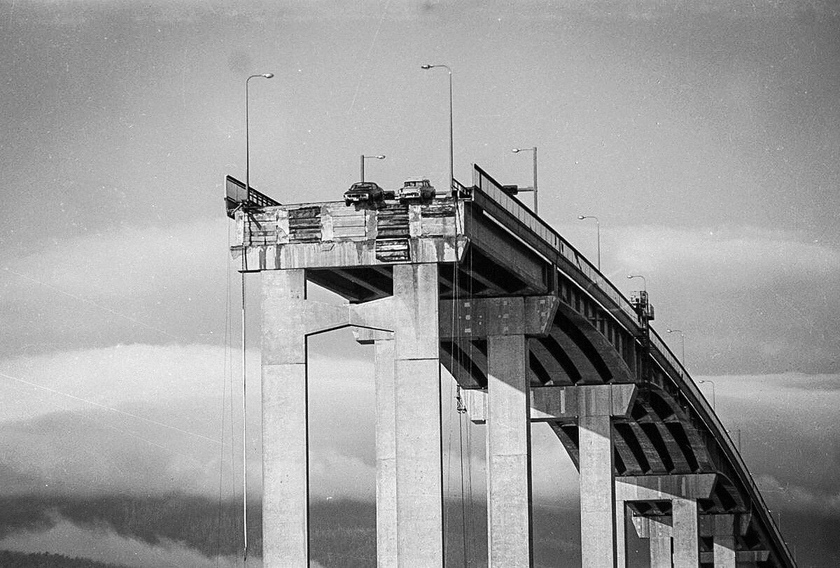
left=376, top=155, right=385, bottom=159
left=578, top=215, right=586, bottom=220
left=421, top=64, right=432, bottom=69
left=512, top=148, right=521, bottom=153
left=263, top=73, right=274, bottom=78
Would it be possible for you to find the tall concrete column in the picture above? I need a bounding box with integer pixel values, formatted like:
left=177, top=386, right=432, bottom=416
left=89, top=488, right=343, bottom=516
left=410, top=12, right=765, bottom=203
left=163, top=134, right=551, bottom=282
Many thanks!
left=392, top=263, right=444, bottom=566
left=261, top=269, right=309, bottom=566
left=616, top=474, right=716, bottom=568
left=486, top=333, right=532, bottom=567
left=649, top=518, right=673, bottom=568
left=710, top=514, right=736, bottom=568
left=672, top=497, right=699, bottom=567
left=579, top=385, right=636, bottom=568
left=374, top=338, right=398, bottom=568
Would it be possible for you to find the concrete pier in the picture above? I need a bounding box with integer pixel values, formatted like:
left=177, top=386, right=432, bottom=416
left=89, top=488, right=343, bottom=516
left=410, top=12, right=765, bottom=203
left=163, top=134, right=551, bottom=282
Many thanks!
left=486, top=332, right=532, bottom=566
left=616, top=474, right=716, bottom=568
left=391, top=264, right=444, bottom=566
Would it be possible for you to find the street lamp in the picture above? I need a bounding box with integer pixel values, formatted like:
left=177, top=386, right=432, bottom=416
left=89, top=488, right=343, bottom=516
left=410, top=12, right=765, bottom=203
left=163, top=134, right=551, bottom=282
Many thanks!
left=421, top=64, right=454, bottom=194
left=245, top=73, right=274, bottom=203
left=243, top=71, right=272, bottom=561
left=512, top=147, right=538, bottom=214
left=699, top=379, right=716, bottom=409
left=360, top=154, right=385, bottom=182
left=578, top=215, right=600, bottom=270
left=666, top=328, right=686, bottom=366
left=627, top=274, right=646, bottom=291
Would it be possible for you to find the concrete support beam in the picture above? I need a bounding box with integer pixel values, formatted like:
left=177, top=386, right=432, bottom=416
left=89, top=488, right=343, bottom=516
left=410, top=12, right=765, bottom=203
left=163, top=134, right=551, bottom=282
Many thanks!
left=650, top=518, right=673, bottom=568
left=463, top=383, right=637, bottom=424
left=578, top=385, right=637, bottom=568
left=615, top=474, right=716, bottom=568
left=391, top=264, right=444, bottom=566
left=374, top=337, right=397, bottom=568
left=440, top=296, right=559, bottom=339
left=672, top=497, right=700, bottom=567
left=710, top=514, right=736, bottom=568
left=260, top=269, right=316, bottom=566
left=486, top=333, right=532, bottom=567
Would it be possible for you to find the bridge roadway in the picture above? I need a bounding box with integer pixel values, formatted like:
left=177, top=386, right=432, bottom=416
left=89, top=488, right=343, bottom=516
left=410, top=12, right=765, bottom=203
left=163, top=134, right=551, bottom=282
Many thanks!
left=231, top=165, right=796, bottom=567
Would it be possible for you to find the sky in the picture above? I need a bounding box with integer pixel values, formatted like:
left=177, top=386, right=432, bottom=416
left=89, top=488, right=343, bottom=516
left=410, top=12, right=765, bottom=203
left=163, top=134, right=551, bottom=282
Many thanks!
left=0, top=0, right=838, bottom=566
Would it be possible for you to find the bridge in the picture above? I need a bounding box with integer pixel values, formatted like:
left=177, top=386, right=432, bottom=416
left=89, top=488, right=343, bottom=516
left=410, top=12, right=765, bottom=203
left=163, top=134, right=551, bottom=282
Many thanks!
left=229, top=165, right=796, bottom=567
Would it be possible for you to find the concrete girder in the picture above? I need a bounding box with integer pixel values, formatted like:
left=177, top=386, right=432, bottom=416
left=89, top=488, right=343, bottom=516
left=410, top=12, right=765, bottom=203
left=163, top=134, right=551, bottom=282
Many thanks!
left=463, top=384, right=636, bottom=424
left=554, top=301, right=637, bottom=382
left=439, top=296, right=559, bottom=340
left=639, top=386, right=713, bottom=474
left=530, top=337, right=575, bottom=385
left=628, top=421, right=670, bottom=474
left=547, top=327, right=603, bottom=384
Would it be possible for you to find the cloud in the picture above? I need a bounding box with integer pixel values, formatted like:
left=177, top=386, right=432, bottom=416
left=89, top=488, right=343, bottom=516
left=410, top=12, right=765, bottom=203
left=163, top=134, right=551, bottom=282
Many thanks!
left=610, top=225, right=840, bottom=289
left=755, top=474, right=840, bottom=517
left=0, top=218, right=235, bottom=352
left=0, top=519, right=235, bottom=568
left=0, top=217, right=229, bottom=304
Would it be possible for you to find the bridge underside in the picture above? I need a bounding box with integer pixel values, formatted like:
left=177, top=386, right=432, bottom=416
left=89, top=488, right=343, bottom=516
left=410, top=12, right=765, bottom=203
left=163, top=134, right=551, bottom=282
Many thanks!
left=234, top=165, right=794, bottom=567
left=305, top=248, right=771, bottom=564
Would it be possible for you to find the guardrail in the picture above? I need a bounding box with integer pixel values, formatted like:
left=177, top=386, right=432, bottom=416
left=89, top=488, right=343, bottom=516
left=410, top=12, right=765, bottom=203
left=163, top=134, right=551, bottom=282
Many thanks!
left=468, top=165, right=641, bottom=326
left=647, top=327, right=794, bottom=565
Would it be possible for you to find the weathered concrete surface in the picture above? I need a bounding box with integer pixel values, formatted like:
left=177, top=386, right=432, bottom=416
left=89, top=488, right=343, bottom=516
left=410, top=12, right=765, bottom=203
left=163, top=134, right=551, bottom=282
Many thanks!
left=392, top=264, right=444, bottom=566
left=486, top=333, right=532, bottom=566
left=615, top=474, right=716, bottom=568
left=374, top=338, right=397, bottom=568
left=464, top=383, right=637, bottom=424
left=261, top=269, right=309, bottom=566
left=578, top=385, right=636, bottom=568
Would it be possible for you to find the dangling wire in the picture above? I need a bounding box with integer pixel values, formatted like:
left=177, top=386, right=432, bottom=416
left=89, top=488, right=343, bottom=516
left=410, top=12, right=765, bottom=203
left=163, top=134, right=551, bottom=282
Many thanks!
left=240, top=215, right=250, bottom=563
left=241, top=266, right=249, bottom=562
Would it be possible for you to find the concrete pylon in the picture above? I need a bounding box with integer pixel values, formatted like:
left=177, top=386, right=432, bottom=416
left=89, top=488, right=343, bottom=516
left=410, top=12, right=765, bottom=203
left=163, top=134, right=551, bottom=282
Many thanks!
left=650, top=517, right=673, bottom=568
left=577, top=385, right=637, bottom=568
left=374, top=337, right=398, bottom=567
left=261, top=269, right=349, bottom=566
left=391, top=263, right=444, bottom=566
left=710, top=514, right=736, bottom=568
left=486, top=331, right=532, bottom=566
left=615, top=474, right=717, bottom=568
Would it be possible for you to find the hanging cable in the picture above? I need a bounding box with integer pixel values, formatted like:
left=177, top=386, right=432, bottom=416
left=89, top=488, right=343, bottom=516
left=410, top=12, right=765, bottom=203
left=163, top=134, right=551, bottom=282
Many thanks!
left=241, top=273, right=248, bottom=561
left=240, top=219, right=250, bottom=563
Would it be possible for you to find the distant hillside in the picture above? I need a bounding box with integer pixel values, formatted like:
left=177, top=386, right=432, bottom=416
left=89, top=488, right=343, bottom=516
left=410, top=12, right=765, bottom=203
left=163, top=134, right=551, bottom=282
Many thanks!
left=0, top=551, right=130, bottom=568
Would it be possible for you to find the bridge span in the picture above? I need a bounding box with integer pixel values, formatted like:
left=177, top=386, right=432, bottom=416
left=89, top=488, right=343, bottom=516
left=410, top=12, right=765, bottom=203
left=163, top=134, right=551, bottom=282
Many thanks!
left=229, top=165, right=795, bottom=567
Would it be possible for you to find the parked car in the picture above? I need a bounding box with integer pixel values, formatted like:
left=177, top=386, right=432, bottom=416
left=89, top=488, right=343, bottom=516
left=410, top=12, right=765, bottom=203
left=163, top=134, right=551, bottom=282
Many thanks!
left=397, top=178, right=436, bottom=202
left=344, top=181, right=385, bottom=205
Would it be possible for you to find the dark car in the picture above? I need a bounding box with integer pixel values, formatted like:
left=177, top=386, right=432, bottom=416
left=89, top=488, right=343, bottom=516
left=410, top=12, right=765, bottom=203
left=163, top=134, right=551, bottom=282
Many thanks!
left=397, top=178, right=436, bottom=202
left=344, top=181, right=385, bottom=206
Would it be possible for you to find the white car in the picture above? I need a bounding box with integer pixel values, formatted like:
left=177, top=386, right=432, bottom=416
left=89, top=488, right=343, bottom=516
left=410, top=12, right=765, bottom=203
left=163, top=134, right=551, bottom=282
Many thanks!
left=397, top=178, right=436, bottom=202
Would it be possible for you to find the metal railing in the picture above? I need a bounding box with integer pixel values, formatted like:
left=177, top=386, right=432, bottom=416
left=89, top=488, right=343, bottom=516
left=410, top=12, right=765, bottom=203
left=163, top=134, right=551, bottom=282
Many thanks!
left=469, top=166, right=641, bottom=326
left=647, top=327, right=794, bottom=565
left=465, top=163, right=795, bottom=566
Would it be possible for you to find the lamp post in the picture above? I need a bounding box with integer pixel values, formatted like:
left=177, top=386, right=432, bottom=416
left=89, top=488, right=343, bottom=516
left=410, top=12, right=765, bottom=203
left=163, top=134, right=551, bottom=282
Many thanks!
left=360, top=154, right=385, bottom=182
left=666, top=328, right=686, bottom=366
left=512, top=147, right=538, bottom=214
left=699, top=379, right=716, bottom=409
left=421, top=64, right=454, bottom=193
left=577, top=215, right=600, bottom=270
left=243, top=71, right=272, bottom=561
left=627, top=273, right=646, bottom=291
left=245, top=73, right=274, bottom=203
